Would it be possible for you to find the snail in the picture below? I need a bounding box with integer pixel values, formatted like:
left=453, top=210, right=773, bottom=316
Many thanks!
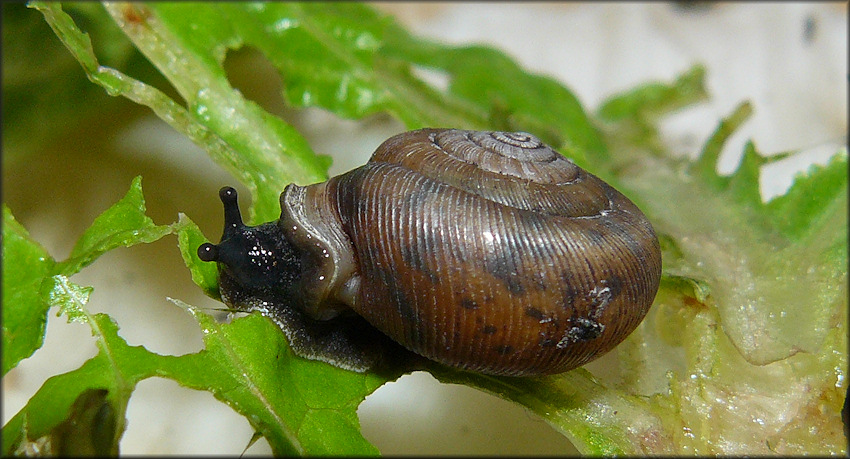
left=198, top=128, right=661, bottom=376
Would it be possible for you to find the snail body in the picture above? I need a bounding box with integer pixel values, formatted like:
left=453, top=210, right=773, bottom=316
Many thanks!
left=199, top=128, right=661, bottom=376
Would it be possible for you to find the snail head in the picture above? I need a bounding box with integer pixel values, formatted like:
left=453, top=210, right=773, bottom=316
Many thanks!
left=197, top=186, right=301, bottom=309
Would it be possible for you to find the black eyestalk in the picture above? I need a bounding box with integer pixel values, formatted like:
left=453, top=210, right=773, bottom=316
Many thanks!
left=197, top=186, right=244, bottom=263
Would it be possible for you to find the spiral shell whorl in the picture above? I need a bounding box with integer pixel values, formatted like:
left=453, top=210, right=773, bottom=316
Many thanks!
left=371, top=129, right=609, bottom=218
left=439, top=130, right=563, bottom=176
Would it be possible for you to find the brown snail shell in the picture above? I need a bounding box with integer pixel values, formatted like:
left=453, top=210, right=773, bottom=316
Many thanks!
left=199, top=128, right=661, bottom=376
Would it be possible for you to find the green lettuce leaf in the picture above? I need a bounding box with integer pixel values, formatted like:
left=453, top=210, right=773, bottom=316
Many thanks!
left=2, top=177, right=171, bottom=376
left=3, top=282, right=386, bottom=456
left=2, top=206, right=56, bottom=375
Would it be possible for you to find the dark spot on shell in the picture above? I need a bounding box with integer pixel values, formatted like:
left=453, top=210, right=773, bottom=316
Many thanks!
left=482, top=325, right=497, bottom=335
left=400, top=245, right=439, bottom=284
left=484, top=252, right=525, bottom=294
left=460, top=298, right=479, bottom=310
left=525, top=307, right=547, bottom=321
left=604, top=275, right=623, bottom=299
left=539, top=337, right=556, bottom=347
left=495, top=345, right=514, bottom=355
